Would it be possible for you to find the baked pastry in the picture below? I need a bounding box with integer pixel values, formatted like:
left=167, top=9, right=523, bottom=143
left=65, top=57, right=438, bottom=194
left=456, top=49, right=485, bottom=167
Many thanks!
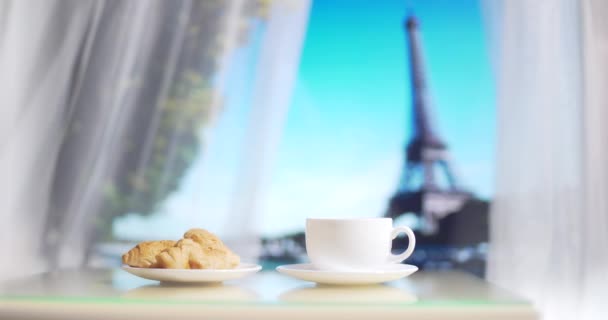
left=122, top=229, right=241, bottom=269
left=154, top=229, right=240, bottom=269
left=183, top=228, right=240, bottom=269
left=187, top=240, right=240, bottom=269
left=154, top=239, right=200, bottom=269
left=184, top=228, right=225, bottom=248
left=122, top=240, right=176, bottom=268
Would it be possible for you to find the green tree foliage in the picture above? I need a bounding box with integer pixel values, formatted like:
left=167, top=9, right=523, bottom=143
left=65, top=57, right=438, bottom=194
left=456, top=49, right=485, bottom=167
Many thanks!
left=97, top=0, right=268, bottom=240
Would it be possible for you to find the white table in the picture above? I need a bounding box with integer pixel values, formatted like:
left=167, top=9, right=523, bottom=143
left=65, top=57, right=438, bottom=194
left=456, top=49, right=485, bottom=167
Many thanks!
left=0, top=269, right=538, bottom=320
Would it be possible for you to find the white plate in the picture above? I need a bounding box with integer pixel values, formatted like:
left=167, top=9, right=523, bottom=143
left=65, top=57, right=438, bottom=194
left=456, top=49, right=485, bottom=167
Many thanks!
left=276, top=263, right=418, bottom=285
left=121, top=263, right=262, bottom=283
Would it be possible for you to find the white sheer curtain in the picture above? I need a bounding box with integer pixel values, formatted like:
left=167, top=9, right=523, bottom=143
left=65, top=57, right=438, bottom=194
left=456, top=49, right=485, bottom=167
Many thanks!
left=0, top=0, right=99, bottom=278
left=483, top=0, right=608, bottom=319
left=0, top=0, right=309, bottom=280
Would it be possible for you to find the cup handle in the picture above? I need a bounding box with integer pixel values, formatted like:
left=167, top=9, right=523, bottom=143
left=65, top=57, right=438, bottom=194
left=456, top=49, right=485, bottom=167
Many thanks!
left=388, top=226, right=416, bottom=263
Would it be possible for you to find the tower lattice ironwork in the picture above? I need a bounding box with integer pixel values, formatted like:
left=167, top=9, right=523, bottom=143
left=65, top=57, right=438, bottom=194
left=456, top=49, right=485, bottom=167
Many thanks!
left=385, top=15, right=471, bottom=234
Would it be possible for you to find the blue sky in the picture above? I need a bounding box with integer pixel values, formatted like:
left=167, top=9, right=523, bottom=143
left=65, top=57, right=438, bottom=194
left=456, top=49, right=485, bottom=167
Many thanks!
left=263, top=0, right=494, bottom=234
left=114, top=0, right=494, bottom=239
left=284, top=0, right=494, bottom=191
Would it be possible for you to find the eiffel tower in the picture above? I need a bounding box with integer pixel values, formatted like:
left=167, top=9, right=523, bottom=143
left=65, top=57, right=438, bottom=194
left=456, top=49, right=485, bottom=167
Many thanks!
left=385, top=15, right=471, bottom=234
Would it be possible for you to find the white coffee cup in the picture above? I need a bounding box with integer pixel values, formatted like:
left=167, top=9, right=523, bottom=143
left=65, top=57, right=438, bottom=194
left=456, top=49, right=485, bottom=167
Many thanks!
left=305, top=218, right=416, bottom=271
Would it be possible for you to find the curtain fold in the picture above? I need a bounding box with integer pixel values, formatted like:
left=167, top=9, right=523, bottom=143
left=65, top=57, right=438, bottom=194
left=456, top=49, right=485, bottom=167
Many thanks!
left=579, top=1, right=608, bottom=319
left=0, top=0, right=310, bottom=279
left=0, top=0, right=99, bottom=278
left=0, top=0, right=251, bottom=277
left=483, top=0, right=608, bottom=319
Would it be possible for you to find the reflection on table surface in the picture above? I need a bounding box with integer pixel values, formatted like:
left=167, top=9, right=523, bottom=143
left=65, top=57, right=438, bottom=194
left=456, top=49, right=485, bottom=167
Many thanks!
left=280, top=284, right=417, bottom=304
left=123, top=283, right=258, bottom=302
left=0, top=268, right=530, bottom=307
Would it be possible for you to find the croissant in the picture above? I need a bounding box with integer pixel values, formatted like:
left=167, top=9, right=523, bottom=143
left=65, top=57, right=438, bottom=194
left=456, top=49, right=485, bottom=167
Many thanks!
left=122, top=240, right=176, bottom=268
left=155, top=234, right=240, bottom=269
left=184, top=228, right=240, bottom=268
left=184, top=228, right=224, bottom=248
left=154, top=239, right=199, bottom=269
left=122, top=229, right=241, bottom=269
left=188, top=242, right=240, bottom=269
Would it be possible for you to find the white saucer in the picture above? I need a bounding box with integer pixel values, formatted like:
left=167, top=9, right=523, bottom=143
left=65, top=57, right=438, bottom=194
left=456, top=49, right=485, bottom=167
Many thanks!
left=276, top=263, right=418, bottom=285
left=121, top=263, right=262, bottom=283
